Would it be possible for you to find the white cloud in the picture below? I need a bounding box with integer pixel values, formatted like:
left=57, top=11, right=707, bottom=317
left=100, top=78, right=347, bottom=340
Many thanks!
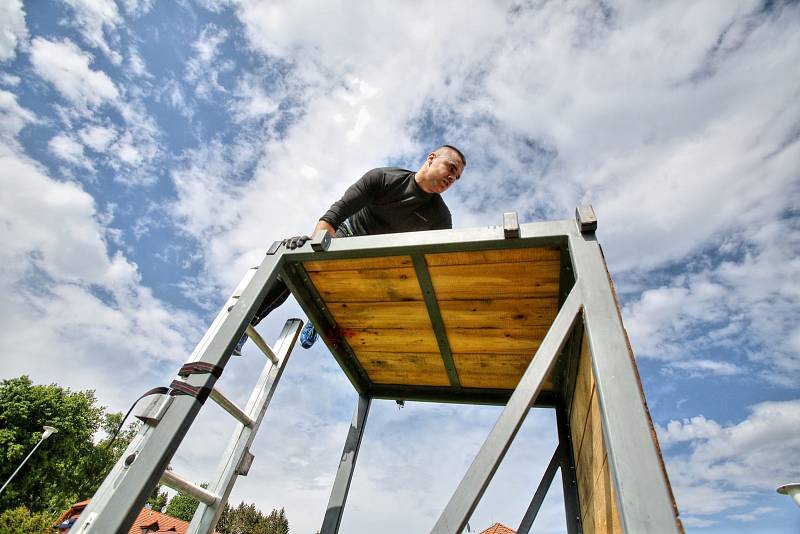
left=61, top=0, right=123, bottom=64
left=185, top=24, right=230, bottom=99
left=0, top=89, right=34, bottom=142
left=30, top=37, right=119, bottom=110
left=79, top=123, right=118, bottom=152
left=120, top=0, right=154, bottom=17
left=229, top=73, right=281, bottom=122
left=49, top=132, right=94, bottom=170
left=0, top=0, right=27, bottom=62
left=0, top=145, right=201, bottom=407
left=624, top=217, right=800, bottom=384
left=657, top=400, right=800, bottom=520
left=667, top=359, right=743, bottom=377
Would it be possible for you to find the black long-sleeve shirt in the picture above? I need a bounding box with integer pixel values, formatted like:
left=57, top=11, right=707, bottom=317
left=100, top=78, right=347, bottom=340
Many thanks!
left=319, top=167, right=452, bottom=236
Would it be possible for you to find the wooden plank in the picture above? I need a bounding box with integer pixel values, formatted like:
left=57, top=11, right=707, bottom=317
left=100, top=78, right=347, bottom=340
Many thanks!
left=446, top=328, right=547, bottom=354
left=438, top=298, right=559, bottom=329
left=308, top=267, right=422, bottom=302
left=425, top=247, right=561, bottom=266
left=452, top=353, right=554, bottom=390
left=344, top=328, right=439, bottom=353
left=582, top=459, right=622, bottom=534
left=327, top=301, right=432, bottom=330
left=357, top=352, right=451, bottom=386
left=570, top=333, right=594, bottom=464
left=428, top=262, right=560, bottom=300
left=576, top=388, right=608, bottom=526
left=303, top=255, right=413, bottom=272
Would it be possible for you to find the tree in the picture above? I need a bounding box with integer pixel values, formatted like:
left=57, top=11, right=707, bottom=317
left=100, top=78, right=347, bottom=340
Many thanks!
left=216, top=501, right=289, bottom=534
left=0, top=506, right=55, bottom=534
left=146, top=484, right=169, bottom=513
left=164, top=483, right=208, bottom=522
left=0, top=376, right=139, bottom=514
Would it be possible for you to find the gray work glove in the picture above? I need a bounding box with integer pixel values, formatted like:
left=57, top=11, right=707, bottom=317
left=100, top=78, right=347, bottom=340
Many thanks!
left=283, top=235, right=310, bottom=250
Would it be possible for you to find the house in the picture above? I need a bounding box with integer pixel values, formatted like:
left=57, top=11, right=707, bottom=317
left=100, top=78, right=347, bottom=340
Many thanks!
left=54, top=500, right=220, bottom=534
left=479, top=523, right=517, bottom=534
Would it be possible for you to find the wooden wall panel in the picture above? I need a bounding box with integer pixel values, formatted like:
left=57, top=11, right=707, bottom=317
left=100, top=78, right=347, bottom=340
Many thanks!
left=570, top=332, right=623, bottom=533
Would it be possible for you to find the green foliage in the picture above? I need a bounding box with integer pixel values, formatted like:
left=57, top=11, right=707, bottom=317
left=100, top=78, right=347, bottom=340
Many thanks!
left=164, top=483, right=208, bottom=522
left=0, top=506, right=55, bottom=534
left=147, top=484, right=169, bottom=513
left=217, top=501, right=289, bottom=534
left=0, top=376, right=139, bottom=514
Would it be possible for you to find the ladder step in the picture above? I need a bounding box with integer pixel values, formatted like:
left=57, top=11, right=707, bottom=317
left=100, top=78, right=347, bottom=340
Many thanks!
left=209, top=388, right=255, bottom=427
left=245, top=325, right=279, bottom=365
left=160, top=469, right=220, bottom=506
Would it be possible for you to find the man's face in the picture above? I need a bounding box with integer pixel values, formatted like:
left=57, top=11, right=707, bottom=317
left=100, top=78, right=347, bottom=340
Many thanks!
left=421, top=150, right=464, bottom=194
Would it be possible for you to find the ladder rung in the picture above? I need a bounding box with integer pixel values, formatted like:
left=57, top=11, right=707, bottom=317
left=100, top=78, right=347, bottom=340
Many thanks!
left=160, top=469, right=220, bottom=506
left=245, top=325, right=279, bottom=365
left=209, top=387, right=255, bottom=427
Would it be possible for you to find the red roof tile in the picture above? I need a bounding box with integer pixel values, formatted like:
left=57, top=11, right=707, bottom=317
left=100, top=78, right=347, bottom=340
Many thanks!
left=479, top=523, right=517, bottom=534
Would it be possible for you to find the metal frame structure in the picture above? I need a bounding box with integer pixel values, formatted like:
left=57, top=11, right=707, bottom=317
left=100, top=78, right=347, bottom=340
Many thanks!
left=73, top=206, right=680, bottom=534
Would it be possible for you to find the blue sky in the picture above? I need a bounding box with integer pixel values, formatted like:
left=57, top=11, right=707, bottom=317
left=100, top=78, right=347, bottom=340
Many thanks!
left=1, top=1, right=798, bottom=532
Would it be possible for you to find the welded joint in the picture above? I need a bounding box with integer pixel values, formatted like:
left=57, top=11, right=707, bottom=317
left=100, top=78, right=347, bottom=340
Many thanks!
left=503, top=211, right=520, bottom=238
left=575, top=205, right=597, bottom=233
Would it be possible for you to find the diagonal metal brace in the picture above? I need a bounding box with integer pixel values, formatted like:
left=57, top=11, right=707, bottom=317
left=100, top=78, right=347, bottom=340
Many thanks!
left=430, top=288, right=582, bottom=534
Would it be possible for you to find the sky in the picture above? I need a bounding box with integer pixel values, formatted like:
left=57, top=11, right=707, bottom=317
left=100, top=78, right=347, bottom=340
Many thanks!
left=0, top=0, right=798, bottom=532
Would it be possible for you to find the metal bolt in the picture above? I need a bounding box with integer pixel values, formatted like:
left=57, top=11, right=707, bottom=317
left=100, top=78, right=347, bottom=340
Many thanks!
left=124, top=453, right=137, bottom=467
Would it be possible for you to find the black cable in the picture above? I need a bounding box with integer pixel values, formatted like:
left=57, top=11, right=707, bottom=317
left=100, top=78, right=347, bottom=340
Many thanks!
left=106, top=386, right=169, bottom=448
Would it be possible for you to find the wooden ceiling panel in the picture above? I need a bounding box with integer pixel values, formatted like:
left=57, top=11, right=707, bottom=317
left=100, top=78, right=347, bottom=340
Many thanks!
left=453, top=353, right=554, bottom=390
left=427, top=262, right=560, bottom=301
left=326, top=301, right=432, bottom=330
left=308, top=267, right=422, bottom=302
left=358, top=351, right=450, bottom=386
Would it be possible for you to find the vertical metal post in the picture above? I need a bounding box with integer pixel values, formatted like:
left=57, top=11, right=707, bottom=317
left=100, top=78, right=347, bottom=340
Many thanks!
left=430, top=289, right=582, bottom=534
left=556, top=402, right=581, bottom=534
left=517, top=444, right=561, bottom=534
left=320, top=395, right=371, bottom=534
left=568, top=231, right=681, bottom=533
left=72, top=249, right=288, bottom=534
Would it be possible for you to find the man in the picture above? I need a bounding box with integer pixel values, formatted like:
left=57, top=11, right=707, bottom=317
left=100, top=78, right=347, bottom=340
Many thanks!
left=235, top=144, right=466, bottom=353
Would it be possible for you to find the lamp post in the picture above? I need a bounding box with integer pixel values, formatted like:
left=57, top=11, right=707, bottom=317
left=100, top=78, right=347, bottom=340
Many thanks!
left=777, top=483, right=800, bottom=507
left=0, top=426, right=58, bottom=495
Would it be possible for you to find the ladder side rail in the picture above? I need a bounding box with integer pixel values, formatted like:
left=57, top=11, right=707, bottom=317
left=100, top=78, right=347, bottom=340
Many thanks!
left=430, top=288, right=582, bottom=534
left=72, top=250, right=287, bottom=534
left=320, top=395, right=371, bottom=534
left=568, top=231, right=682, bottom=533
left=187, top=318, right=302, bottom=534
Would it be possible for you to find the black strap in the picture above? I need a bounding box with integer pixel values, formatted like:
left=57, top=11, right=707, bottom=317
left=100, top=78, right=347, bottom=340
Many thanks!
left=169, top=380, right=212, bottom=404
left=177, top=362, right=223, bottom=378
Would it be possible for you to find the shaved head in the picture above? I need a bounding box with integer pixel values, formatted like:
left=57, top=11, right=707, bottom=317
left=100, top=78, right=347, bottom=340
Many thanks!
left=435, top=144, right=466, bottom=167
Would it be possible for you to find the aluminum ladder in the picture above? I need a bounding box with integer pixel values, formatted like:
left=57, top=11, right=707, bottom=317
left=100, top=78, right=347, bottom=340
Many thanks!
left=73, top=254, right=302, bottom=534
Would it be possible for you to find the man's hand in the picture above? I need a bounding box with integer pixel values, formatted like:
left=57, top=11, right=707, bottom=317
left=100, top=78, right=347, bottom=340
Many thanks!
left=283, top=235, right=310, bottom=250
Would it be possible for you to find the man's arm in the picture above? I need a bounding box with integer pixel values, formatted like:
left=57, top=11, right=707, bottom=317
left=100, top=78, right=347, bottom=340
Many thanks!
left=313, top=219, right=336, bottom=237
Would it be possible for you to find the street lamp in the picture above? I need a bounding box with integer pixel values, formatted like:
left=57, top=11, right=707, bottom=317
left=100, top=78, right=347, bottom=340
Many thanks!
left=777, top=483, right=800, bottom=507
left=0, top=426, right=58, bottom=495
